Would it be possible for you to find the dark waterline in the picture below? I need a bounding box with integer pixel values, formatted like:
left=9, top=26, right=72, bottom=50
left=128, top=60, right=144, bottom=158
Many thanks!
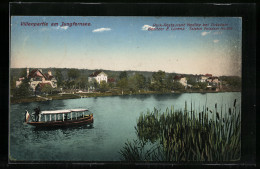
left=9, top=92, right=241, bottom=161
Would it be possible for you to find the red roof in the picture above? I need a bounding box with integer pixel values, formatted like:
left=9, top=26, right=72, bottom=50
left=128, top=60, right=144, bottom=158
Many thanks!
left=89, top=71, right=103, bottom=77
left=44, top=73, right=54, bottom=80
left=28, top=69, right=54, bottom=80
left=174, top=75, right=184, bottom=80
left=28, top=69, right=46, bottom=79
left=205, top=74, right=212, bottom=77
left=108, top=78, right=115, bottom=83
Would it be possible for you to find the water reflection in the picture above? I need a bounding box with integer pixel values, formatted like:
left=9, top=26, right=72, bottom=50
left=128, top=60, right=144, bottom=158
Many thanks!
left=33, top=124, right=94, bottom=132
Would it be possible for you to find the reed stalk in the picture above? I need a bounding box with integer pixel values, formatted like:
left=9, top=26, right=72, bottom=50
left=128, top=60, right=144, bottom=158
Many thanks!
left=120, top=99, right=241, bottom=162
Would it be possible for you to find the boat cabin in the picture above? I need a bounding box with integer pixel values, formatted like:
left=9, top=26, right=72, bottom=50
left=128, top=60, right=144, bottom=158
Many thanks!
left=38, top=109, right=89, bottom=122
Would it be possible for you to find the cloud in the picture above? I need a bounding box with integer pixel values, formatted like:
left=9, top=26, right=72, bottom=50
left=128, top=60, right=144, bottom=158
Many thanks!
left=213, top=39, right=219, bottom=43
left=201, top=31, right=211, bottom=36
left=56, top=26, right=69, bottom=30
left=142, top=25, right=155, bottom=31
left=92, top=28, right=111, bottom=32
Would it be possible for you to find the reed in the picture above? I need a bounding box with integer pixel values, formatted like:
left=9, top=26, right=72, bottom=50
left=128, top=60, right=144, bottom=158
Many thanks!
left=120, top=99, right=240, bottom=162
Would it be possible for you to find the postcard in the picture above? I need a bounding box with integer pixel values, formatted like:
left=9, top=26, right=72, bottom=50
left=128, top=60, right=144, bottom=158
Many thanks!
left=10, top=16, right=242, bottom=162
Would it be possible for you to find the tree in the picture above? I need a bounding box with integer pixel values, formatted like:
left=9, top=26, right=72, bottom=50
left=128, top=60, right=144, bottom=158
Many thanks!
left=198, top=82, right=207, bottom=89
left=19, top=68, right=27, bottom=78
left=220, top=76, right=241, bottom=89
left=135, top=73, right=146, bottom=91
left=165, top=74, right=174, bottom=91
left=128, top=73, right=146, bottom=93
left=14, top=77, right=32, bottom=97
left=172, top=81, right=185, bottom=90
left=150, top=70, right=167, bottom=92
left=55, top=69, right=63, bottom=87
left=117, top=78, right=128, bottom=94
left=41, top=84, right=53, bottom=95
left=186, top=77, right=197, bottom=86
left=119, top=71, right=128, bottom=80
left=99, top=80, right=109, bottom=93
left=67, top=69, right=80, bottom=80
left=76, top=76, right=88, bottom=90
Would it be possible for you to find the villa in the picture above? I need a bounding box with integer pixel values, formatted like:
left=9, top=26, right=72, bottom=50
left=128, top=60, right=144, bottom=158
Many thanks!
left=16, top=68, right=57, bottom=91
left=173, top=75, right=188, bottom=88
left=88, top=71, right=108, bottom=84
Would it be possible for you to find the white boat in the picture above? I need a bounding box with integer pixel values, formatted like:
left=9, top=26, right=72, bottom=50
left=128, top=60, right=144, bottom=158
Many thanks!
left=25, top=108, right=93, bottom=128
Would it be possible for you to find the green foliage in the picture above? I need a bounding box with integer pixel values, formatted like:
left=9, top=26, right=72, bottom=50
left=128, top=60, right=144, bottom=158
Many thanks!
left=120, top=100, right=241, bottom=161
left=55, top=69, right=63, bottom=87
left=119, top=71, right=128, bottom=80
left=75, top=76, right=88, bottom=90
left=165, top=74, right=174, bottom=91
left=187, top=77, right=197, bottom=86
left=14, top=77, right=32, bottom=97
left=41, top=84, right=53, bottom=94
left=19, top=68, right=27, bottom=78
left=220, top=76, right=241, bottom=89
left=10, top=76, right=17, bottom=91
left=150, top=70, right=167, bottom=92
left=172, top=81, right=185, bottom=90
left=128, top=73, right=147, bottom=92
left=67, top=69, right=80, bottom=80
left=99, top=80, right=109, bottom=93
left=117, top=78, right=128, bottom=94
left=93, top=80, right=99, bottom=90
left=193, top=82, right=208, bottom=90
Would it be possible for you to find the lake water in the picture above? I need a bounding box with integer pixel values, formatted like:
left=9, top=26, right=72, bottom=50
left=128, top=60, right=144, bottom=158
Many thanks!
left=9, top=92, right=241, bottom=161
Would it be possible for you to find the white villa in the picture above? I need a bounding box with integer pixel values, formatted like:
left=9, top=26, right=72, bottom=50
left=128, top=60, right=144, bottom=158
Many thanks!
left=173, top=75, right=187, bottom=88
left=16, top=68, right=57, bottom=91
left=88, top=71, right=108, bottom=84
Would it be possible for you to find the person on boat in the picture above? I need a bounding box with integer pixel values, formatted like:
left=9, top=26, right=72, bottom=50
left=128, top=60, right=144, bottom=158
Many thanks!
left=64, top=114, right=68, bottom=121
left=34, top=106, right=41, bottom=122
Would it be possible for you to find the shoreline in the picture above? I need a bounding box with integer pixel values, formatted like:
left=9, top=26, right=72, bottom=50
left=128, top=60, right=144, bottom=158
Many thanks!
left=10, top=89, right=241, bottom=104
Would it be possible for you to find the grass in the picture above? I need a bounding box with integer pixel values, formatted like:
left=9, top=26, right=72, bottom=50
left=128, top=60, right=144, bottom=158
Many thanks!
left=120, top=99, right=240, bottom=162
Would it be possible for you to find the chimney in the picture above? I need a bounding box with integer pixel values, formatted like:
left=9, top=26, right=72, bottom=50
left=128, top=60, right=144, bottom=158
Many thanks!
left=48, top=70, right=52, bottom=76
left=27, top=68, right=29, bottom=77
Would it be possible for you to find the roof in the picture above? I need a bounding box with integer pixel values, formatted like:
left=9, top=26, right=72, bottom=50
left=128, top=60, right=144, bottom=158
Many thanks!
left=174, top=75, right=184, bottom=80
left=41, top=109, right=88, bottom=115
left=44, top=73, right=54, bottom=80
left=28, top=69, right=55, bottom=80
left=108, top=78, right=115, bottom=83
left=89, top=71, right=106, bottom=77
left=205, top=74, right=212, bottom=77
left=28, top=69, right=47, bottom=79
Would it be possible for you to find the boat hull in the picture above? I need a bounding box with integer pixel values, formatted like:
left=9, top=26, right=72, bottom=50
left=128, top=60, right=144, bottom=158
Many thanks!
left=27, top=115, right=94, bottom=128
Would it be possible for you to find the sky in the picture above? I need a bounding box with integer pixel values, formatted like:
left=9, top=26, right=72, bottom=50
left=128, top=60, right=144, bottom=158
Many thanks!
left=11, top=16, right=242, bottom=76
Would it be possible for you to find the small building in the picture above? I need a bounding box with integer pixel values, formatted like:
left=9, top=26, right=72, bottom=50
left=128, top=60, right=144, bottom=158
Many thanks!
left=108, top=77, right=116, bottom=84
left=88, top=71, right=108, bottom=84
left=199, top=74, right=212, bottom=83
left=16, top=68, right=57, bottom=91
left=207, top=76, right=220, bottom=88
left=173, top=75, right=187, bottom=88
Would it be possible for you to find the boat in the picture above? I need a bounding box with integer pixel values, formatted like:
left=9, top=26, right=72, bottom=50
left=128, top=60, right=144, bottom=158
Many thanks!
left=25, top=108, right=93, bottom=128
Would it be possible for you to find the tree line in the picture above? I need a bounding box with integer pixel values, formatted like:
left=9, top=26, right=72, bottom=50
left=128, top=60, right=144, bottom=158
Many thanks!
left=10, top=68, right=241, bottom=97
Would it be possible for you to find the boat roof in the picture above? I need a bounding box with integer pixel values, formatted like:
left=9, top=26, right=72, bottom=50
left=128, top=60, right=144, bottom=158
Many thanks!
left=41, top=109, right=88, bottom=115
